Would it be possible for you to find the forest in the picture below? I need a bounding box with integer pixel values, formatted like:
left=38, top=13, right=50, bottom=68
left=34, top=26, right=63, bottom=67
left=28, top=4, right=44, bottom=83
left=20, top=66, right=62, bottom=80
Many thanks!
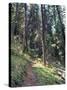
left=9, top=3, right=65, bottom=87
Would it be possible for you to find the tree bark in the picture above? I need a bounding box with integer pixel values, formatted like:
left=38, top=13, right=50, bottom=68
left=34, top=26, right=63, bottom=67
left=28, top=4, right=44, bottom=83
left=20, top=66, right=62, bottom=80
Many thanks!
left=14, top=3, right=19, bottom=35
left=23, top=4, right=28, bottom=52
left=56, top=6, right=65, bottom=65
left=56, top=6, right=65, bottom=41
left=41, top=5, right=47, bottom=65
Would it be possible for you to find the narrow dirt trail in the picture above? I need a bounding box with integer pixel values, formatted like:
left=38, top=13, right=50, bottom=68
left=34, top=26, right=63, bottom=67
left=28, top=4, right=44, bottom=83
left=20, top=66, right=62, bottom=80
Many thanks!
left=23, top=62, right=37, bottom=86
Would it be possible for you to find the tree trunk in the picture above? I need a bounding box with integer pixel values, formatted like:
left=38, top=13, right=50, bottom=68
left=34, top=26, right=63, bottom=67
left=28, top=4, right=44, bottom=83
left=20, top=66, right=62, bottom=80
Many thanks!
left=14, top=3, right=19, bottom=35
left=23, top=4, right=28, bottom=52
left=56, top=6, right=65, bottom=41
left=41, top=5, right=47, bottom=65
left=56, top=6, right=65, bottom=65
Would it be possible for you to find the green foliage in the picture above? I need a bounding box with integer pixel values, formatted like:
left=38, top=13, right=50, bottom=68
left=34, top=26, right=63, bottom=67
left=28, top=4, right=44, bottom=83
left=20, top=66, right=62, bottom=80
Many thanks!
left=11, top=39, right=32, bottom=87
left=11, top=51, right=33, bottom=87
left=10, top=3, right=65, bottom=87
left=32, top=66, right=65, bottom=85
left=11, top=55, right=24, bottom=86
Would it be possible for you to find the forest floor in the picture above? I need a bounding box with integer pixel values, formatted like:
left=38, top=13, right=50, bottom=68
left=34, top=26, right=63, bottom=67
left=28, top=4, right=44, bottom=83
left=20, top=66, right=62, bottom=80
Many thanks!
left=23, top=58, right=65, bottom=86
left=23, top=62, right=37, bottom=86
left=11, top=40, right=65, bottom=87
left=11, top=53, right=65, bottom=87
left=11, top=51, right=65, bottom=87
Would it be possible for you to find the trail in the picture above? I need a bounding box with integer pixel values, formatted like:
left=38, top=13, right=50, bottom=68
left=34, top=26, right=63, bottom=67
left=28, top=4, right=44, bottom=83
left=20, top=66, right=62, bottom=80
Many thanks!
left=23, top=59, right=65, bottom=86
left=23, top=62, right=37, bottom=86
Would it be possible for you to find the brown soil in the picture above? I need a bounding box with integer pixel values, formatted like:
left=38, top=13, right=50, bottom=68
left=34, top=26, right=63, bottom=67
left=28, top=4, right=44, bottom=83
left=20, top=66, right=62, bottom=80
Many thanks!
left=23, top=62, right=36, bottom=86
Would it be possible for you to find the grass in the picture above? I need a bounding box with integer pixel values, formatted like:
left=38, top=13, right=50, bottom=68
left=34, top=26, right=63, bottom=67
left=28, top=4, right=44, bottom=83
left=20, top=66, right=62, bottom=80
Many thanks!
left=11, top=39, right=65, bottom=87
left=32, top=62, right=65, bottom=85
left=11, top=40, right=32, bottom=87
left=11, top=54, right=29, bottom=87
